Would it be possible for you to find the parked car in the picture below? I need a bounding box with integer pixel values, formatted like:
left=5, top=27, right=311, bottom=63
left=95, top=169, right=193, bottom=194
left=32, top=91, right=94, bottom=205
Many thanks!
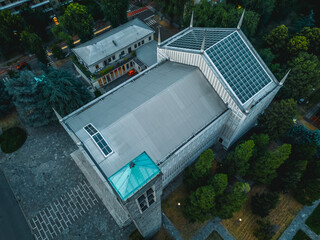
left=16, top=62, right=28, bottom=70
left=128, top=69, right=137, bottom=76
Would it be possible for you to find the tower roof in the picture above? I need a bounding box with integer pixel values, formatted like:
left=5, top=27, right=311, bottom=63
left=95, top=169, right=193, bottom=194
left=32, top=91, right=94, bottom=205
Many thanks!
left=108, top=152, right=160, bottom=200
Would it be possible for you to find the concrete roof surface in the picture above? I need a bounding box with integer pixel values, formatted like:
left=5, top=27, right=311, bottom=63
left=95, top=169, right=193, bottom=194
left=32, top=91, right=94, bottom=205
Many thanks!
left=136, top=40, right=158, bottom=67
left=72, top=18, right=154, bottom=66
left=64, top=61, right=227, bottom=177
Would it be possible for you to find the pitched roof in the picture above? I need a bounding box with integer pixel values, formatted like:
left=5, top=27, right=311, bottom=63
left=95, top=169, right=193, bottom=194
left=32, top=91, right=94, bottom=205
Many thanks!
left=108, top=152, right=160, bottom=200
left=72, top=18, right=154, bottom=66
left=164, top=28, right=278, bottom=108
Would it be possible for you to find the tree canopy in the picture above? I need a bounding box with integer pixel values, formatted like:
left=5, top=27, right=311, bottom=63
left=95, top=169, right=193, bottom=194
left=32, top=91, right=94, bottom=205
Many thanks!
left=264, top=25, right=288, bottom=56
left=60, top=3, right=94, bottom=42
left=100, top=0, right=128, bottom=27
left=0, top=80, right=14, bottom=118
left=301, top=27, right=320, bottom=56
left=258, top=99, right=297, bottom=139
left=20, top=30, right=48, bottom=63
left=209, top=173, right=228, bottom=196
left=6, top=69, right=92, bottom=127
left=249, top=144, right=291, bottom=184
left=222, top=140, right=255, bottom=176
left=287, top=35, right=309, bottom=56
left=281, top=52, right=320, bottom=100
left=251, top=192, right=279, bottom=217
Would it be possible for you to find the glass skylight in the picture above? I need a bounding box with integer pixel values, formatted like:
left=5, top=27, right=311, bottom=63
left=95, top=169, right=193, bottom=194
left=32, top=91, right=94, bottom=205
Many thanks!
left=84, top=124, right=113, bottom=157
left=168, top=28, right=234, bottom=50
left=205, top=31, right=273, bottom=104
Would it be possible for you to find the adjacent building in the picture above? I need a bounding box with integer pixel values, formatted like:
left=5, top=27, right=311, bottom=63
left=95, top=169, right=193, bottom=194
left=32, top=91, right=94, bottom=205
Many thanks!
left=59, top=13, right=287, bottom=238
left=72, top=18, right=157, bottom=88
left=0, top=0, right=71, bottom=15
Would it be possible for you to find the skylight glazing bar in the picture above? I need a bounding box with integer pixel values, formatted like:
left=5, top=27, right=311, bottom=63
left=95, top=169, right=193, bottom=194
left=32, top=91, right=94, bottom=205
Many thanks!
left=84, top=123, right=113, bottom=157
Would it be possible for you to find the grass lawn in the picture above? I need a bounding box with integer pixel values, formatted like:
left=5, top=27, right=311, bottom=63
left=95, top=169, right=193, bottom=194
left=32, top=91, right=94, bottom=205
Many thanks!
left=222, top=186, right=302, bottom=240
left=206, top=231, right=223, bottom=240
left=162, top=184, right=209, bottom=240
left=306, top=203, right=320, bottom=235
left=292, top=230, right=311, bottom=240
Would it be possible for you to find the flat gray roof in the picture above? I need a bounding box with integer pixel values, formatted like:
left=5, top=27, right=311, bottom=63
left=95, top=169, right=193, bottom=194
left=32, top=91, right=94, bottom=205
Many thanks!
left=72, top=18, right=154, bottom=66
left=64, top=61, right=227, bottom=177
left=136, top=40, right=158, bottom=67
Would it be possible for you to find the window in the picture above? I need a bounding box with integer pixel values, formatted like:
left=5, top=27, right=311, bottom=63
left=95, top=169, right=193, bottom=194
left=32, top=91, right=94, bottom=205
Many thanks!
left=138, top=42, right=141, bottom=47
left=142, top=40, right=144, bottom=44
left=134, top=44, right=137, bottom=48
left=112, top=55, right=115, bottom=60
left=121, top=51, right=125, bottom=55
left=137, top=187, right=155, bottom=213
left=108, top=58, right=111, bottom=63
left=104, top=60, right=108, bottom=66
left=95, top=65, right=99, bottom=69
left=219, top=138, right=223, bottom=143
left=149, top=36, right=151, bottom=41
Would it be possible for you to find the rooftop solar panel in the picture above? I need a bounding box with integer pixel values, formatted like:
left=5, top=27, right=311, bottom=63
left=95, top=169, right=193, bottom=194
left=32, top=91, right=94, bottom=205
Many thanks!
left=84, top=124, right=113, bottom=157
left=168, top=28, right=234, bottom=50
left=205, top=31, right=273, bottom=104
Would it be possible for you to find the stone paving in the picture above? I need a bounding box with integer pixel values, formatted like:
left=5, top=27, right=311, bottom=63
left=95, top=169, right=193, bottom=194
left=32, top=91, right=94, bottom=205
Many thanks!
left=0, top=124, right=135, bottom=239
left=279, top=199, right=320, bottom=240
left=29, top=181, right=98, bottom=240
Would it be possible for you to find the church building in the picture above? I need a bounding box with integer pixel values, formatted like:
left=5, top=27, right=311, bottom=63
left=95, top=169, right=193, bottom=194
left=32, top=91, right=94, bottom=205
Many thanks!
left=58, top=12, right=288, bottom=238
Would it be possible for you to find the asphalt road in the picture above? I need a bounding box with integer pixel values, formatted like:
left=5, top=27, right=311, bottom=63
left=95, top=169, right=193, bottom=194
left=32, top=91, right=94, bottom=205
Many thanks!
left=0, top=170, right=34, bottom=240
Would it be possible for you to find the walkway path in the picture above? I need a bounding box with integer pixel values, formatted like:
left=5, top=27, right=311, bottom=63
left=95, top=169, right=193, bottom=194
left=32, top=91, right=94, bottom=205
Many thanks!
left=192, top=217, right=235, bottom=240
left=162, top=213, right=183, bottom=240
left=279, top=199, right=320, bottom=240
left=29, top=181, right=98, bottom=240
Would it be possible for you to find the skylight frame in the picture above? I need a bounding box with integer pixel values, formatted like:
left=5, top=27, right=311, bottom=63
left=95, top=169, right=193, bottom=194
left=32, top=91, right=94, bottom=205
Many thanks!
left=84, top=123, right=113, bottom=157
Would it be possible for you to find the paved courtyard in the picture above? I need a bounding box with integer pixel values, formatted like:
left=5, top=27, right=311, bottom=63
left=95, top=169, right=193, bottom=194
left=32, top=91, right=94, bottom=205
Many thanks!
left=0, top=123, right=135, bottom=239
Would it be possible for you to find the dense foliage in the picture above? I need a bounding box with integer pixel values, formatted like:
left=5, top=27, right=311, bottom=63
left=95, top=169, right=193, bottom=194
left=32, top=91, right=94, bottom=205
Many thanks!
left=100, top=0, right=128, bottom=27
left=0, top=127, right=27, bottom=153
left=222, top=140, right=255, bottom=176
left=251, top=192, right=279, bottom=217
left=6, top=69, right=92, bottom=127
left=60, top=3, right=94, bottom=42
left=258, top=99, right=297, bottom=139
left=20, top=30, right=48, bottom=63
left=0, top=80, right=14, bottom=118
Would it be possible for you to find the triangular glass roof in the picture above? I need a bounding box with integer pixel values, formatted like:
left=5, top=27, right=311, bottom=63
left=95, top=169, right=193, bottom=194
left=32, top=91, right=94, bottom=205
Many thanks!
left=108, top=152, right=160, bottom=200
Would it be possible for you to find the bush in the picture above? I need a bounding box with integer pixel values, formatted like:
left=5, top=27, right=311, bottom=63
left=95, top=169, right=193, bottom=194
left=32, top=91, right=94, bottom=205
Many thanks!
left=306, top=204, right=320, bottom=234
left=254, top=220, right=276, bottom=240
left=293, top=230, right=311, bottom=240
left=99, top=65, right=114, bottom=76
left=0, top=127, right=27, bottom=153
left=94, top=89, right=102, bottom=98
left=51, top=44, right=65, bottom=59
left=251, top=192, right=279, bottom=217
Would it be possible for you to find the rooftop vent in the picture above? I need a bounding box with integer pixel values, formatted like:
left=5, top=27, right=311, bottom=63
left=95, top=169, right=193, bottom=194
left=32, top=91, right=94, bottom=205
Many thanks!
left=112, top=40, right=117, bottom=46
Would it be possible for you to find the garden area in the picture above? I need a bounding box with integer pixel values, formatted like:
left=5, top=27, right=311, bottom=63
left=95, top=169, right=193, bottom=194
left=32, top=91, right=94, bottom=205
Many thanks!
left=292, top=230, right=311, bottom=240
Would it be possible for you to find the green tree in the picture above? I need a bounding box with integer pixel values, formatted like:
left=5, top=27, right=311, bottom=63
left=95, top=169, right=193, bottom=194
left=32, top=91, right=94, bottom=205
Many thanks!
left=6, top=71, right=45, bottom=127
left=51, top=25, right=74, bottom=49
left=60, top=3, right=94, bottom=42
left=258, top=48, right=275, bottom=68
left=209, top=173, right=228, bottom=196
left=0, top=10, right=25, bottom=57
left=20, top=30, right=48, bottom=63
left=186, top=2, right=260, bottom=38
left=243, top=0, right=275, bottom=26
left=184, top=149, right=215, bottom=189
left=250, top=133, right=270, bottom=159
left=258, top=99, right=297, bottom=139
left=264, top=25, right=288, bottom=56
left=249, top=144, right=291, bottom=184
left=0, top=80, right=14, bottom=118
left=254, top=220, right=275, bottom=240
left=251, top=192, right=279, bottom=217
left=100, top=0, right=128, bottom=27
left=294, top=11, right=315, bottom=33
left=51, top=45, right=64, bottom=59
left=301, top=27, right=320, bottom=56
left=37, top=68, right=92, bottom=117
left=287, top=35, right=309, bottom=56
left=281, top=52, right=320, bottom=100
left=294, top=178, right=320, bottom=205
left=157, top=0, right=188, bottom=21
left=216, top=182, right=250, bottom=219
left=222, top=140, right=255, bottom=176
left=271, top=143, right=315, bottom=192
left=183, top=185, right=216, bottom=222
left=20, top=7, right=49, bottom=40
